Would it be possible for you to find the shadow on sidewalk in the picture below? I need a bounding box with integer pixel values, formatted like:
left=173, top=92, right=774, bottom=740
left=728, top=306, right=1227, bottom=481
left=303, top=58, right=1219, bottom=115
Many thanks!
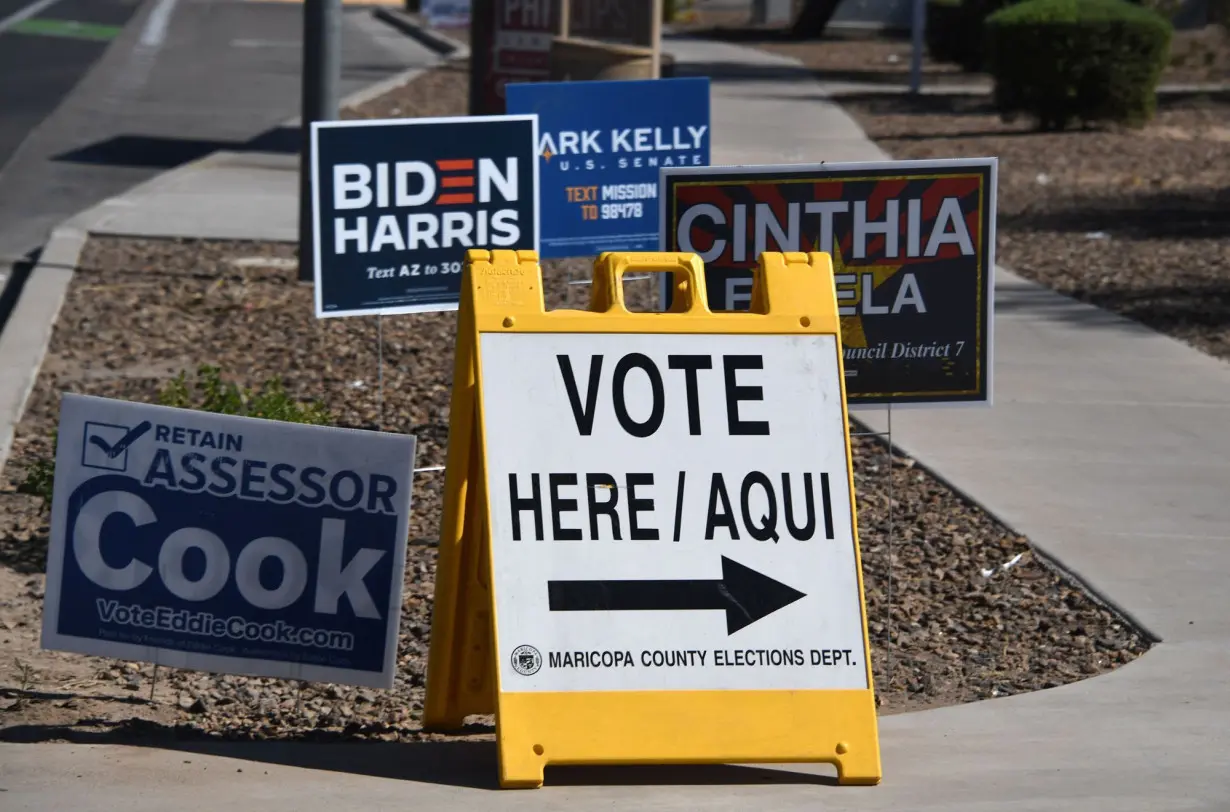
left=0, top=720, right=838, bottom=789
left=671, top=60, right=818, bottom=81
left=50, top=127, right=302, bottom=170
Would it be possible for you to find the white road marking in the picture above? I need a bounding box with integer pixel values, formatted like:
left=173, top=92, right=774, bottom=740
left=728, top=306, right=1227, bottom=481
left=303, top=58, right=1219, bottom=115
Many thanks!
left=0, top=0, right=65, bottom=35
left=139, top=0, right=178, bottom=48
left=230, top=38, right=298, bottom=49
left=101, top=0, right=179, bottom=104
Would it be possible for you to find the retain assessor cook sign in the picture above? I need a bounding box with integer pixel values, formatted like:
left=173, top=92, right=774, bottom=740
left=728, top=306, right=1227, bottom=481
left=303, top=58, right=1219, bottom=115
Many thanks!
left=661, top=159, right=997, bottom=405
left=311, top=115, right=539, bottom=317
left=505, top=77, right=710, bottom=258
left=41, top=394, right=417, bottom=688
left=479, top=331, right=869, bottom=691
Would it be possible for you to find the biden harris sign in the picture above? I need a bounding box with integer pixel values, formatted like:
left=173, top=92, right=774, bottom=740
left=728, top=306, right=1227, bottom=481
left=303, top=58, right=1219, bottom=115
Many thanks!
left=41, top=394, right=418, bottom=689
left=310, top=114, right=539, bottom=318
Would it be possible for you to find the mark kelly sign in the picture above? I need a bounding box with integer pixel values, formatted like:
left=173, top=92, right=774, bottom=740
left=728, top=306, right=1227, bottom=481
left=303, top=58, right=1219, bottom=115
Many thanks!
left=660, top=159, right=997, bottom=406
left=41, top=394, right=417, bottom=688
left=311, top=115, right=539, bottom=317
left=505, top=76, right=709, bottom=258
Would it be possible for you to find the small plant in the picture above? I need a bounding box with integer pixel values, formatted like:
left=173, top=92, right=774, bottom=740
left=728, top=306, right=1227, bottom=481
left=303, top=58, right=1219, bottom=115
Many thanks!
left=16, top=365, right=332, bottom=513
left=15, top=658, right=33, bottom=692
left=985, top=0, right=1173, bottom=130
left=15, top=436, right=56, bottom=513
left=157, top=365, right=333, bottom=425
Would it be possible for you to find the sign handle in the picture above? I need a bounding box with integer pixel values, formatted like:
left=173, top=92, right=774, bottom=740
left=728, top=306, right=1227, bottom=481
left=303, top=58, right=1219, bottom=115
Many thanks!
left=589, top=251, right=710, bottom=315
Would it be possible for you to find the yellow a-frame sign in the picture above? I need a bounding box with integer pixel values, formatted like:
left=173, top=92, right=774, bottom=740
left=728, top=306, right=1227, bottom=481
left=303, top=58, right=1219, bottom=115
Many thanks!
left=424, top=249, right=881, bottom=788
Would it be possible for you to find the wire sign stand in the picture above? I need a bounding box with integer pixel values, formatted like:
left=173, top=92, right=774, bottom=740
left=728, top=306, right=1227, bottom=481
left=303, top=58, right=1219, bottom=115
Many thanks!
left=375, top=314, right=444, bottom=475
left=850, top=403, right=896, bottom=687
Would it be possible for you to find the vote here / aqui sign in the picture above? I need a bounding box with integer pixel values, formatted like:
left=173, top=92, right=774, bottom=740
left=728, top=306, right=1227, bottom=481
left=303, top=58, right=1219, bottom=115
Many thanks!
left=485, top=332, right=865, bottom=690
left=660, top=158, right=998, bottom=406
left=41, top=394, right=417, bottom=689
left=424, top=249, right=881, bottom=789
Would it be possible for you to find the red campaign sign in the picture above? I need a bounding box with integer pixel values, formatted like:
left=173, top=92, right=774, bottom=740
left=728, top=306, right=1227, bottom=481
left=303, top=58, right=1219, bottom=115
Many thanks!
left=481, top=1, right=559, bottom=111
left=497, top=0, right=556, bottom=31
left=498, top=49, right=552, bottom=70
left=660, top=161, right=998, bottom=406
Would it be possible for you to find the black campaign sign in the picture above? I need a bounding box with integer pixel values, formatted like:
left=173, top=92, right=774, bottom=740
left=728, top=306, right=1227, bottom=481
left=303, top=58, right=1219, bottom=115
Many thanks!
left=311, top=116, right=539, bottom=317
left=661, top=160, right=997, bottom=406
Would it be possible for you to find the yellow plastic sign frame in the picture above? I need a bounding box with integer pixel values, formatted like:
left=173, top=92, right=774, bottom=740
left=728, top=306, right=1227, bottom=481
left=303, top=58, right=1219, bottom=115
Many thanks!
left=424, top=249, right=881, bottom=788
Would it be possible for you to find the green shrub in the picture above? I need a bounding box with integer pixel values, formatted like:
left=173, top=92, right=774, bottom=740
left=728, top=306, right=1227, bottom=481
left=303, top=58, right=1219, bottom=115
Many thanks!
left=16, top=365, right=332, bottom=514
left=985, top=0, right=1172, bottom=130
left=927, top=0, right=1025, bottom=70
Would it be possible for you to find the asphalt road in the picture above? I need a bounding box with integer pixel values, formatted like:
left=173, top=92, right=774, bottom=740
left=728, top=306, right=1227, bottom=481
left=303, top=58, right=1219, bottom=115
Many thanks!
left=0, top=0, right=141, bottom=171
left=0, top=0, right=437, bottom=326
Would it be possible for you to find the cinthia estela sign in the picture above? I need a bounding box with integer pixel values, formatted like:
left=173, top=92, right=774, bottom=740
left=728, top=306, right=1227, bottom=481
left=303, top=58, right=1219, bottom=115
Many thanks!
left=660, top=158, right=998, bottom=406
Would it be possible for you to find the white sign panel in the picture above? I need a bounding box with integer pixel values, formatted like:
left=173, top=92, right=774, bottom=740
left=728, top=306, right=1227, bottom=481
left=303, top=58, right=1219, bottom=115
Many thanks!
left=480, top=332, right=869, bottom=693
left=42, top=394, right=417, bottom=688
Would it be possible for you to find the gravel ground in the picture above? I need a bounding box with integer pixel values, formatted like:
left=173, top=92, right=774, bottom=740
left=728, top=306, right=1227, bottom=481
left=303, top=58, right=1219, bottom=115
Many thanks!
left=842, top=90, right=1230, bottom=360
left=675, top=18, right=1230, bottom=86
left=0, top=61, right=1151, bottom=744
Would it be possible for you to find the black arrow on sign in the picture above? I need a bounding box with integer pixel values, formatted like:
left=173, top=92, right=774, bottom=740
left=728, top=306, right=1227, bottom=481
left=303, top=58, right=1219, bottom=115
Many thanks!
left=547, top=556, right=807, bottom=635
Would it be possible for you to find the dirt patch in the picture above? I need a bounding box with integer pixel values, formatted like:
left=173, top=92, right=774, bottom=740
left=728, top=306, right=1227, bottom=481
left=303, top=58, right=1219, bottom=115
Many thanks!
left=842, top=90, right=1230, bottom=360
left=0, top=62, right=1150, bottom=745
left=673, top=21, right=1230, bottom=86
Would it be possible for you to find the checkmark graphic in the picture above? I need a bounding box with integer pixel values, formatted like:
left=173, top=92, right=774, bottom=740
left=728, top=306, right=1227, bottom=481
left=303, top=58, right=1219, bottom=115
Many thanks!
left=88, top=421, right=152, bottom=459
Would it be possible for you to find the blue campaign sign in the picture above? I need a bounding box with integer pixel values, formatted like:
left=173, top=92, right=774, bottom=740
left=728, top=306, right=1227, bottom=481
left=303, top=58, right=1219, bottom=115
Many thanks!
left=505, top=76, right=710, bottom=259
left=311, top=114, right=539, bottom=318
left=424, top=0, right=471, bottom=26
left=41, top=394, right=418, bottom=689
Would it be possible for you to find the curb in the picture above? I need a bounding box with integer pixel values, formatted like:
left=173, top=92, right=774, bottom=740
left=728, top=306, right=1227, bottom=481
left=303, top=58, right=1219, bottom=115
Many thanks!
left=341, top=62, right=432, bottom=111
left=0, top=18, right=447, bottom=480
left=0, top=221, right=89, bottom=477
left=372, top=8, right=470, bottom=62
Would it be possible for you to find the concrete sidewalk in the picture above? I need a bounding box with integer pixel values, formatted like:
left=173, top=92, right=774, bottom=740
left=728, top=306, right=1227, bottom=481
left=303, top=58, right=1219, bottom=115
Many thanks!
left=4, top=34, right=1230, bottom=812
